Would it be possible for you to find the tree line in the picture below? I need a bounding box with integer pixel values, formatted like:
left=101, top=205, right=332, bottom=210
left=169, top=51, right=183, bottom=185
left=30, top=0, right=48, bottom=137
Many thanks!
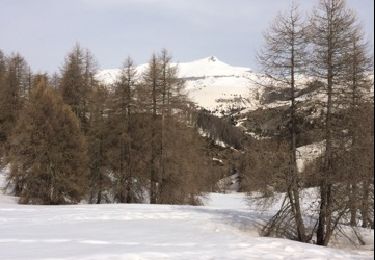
left=0, top=47, right=214, bottom=205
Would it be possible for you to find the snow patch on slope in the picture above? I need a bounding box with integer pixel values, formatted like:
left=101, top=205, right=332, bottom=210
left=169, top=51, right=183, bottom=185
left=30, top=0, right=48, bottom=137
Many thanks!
left=296, top=141, right=325, bottom=173
left=96, top=56, right=264, bottom=113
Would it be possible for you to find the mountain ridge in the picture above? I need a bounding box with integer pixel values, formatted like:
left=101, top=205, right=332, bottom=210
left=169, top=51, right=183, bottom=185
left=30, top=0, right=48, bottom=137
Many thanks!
left=96, top=56, right=263, bottom=113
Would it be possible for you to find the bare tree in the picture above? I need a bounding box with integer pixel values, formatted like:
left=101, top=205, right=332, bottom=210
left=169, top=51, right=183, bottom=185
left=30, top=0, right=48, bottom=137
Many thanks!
left=108, top=57, right=140, bottom=203
left=257, top=1, right=309, bottom=242
left=141, top=54, right=162, bottom=204
left=309, top=0, right=360, bottom=245
left=87, top=84, right=111, bottom=204
left=343, top=29, right=373, bottom=227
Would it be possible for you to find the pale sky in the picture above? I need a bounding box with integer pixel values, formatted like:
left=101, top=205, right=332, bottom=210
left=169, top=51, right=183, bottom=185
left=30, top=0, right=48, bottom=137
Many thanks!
left=0, top=0, right=373, bottom=73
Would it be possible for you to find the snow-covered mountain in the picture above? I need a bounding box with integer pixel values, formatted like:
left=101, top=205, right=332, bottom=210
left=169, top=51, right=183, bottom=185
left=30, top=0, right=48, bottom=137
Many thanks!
left=97, top=56, right=374, bottom=119
left=96, top=56, right=265, bottom=113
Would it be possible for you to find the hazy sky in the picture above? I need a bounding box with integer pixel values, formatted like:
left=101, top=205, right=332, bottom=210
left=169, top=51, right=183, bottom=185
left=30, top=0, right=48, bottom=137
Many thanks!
left=0, top=0, right=373, bottom=73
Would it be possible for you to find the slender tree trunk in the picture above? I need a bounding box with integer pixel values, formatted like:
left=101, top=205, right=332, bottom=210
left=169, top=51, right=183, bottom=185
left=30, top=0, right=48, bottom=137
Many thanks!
left=317, top=49, right=333, bottom=245
left=349, top=53, right=358, bottom=226
left=349, top=184, right=357, bottom=226
left=119, top=138, right=125, bottom=203
left=150, top=65, right=158, bottom=204
left=96, top=136, right=103, bottom=204
left=125, top=74, right=133, bottom=204
left=288, top=28, right=307, bottom=242
left=361, top=182, right=370, bottom=228
left=159, top=64, right=166, bottom=202
left=97, top=189, right=102, bottom=204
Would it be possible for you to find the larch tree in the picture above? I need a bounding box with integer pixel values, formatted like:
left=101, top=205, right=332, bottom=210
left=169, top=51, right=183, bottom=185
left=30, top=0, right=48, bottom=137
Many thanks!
left=257, top=2, right=309, bottom=242
left=0, top=53, right=31, bottom=156
left=341, top=27, right=373, bottom=227
left=7, top=75, right=88, bottom=204
left=139, top=50, right=206, bottom=204
left=142, top=53, right=162, bottom=204
left=87, top=84, right=111, bottom=204
left=156, top=50, right=203, bottom=204
left=309, top=0, right=360, bottom=245
left=107, top=57, right=140, bottom=203
left=158, top=49, right=182, bottom=203
left=355, top=104, right=374, bottom=229
left=0, top=50, right=7, bottom=157
left=59, top=44, right=98, bottom=133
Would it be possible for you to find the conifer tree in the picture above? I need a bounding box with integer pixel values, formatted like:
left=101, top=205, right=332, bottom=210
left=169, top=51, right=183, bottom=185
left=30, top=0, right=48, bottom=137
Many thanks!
left=7, top=75, right=88, bottom=204
left=257, top=2, right=308, bottom=242
left=0, top=50, right=7, bottom=156
left=341, top=28, right=373, bottom=227
left=107, top=57, right=141, bottom=203
left=87, top=84, right=111, bottom=204
left=59, top=44, right=97, bottom=133
left=140, top=50, right=205, bottom=204
left=142, top=53, right=162, bottom=204
left=0, top=53, right=31, bottom=156
left=309, top=0, right=364, bottom=245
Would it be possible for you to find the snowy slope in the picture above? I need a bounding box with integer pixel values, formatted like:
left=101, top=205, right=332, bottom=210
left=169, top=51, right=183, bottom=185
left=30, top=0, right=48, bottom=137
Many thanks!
left=96, top=56, right=264, bottom=113
left=97, top=57, right=374, bottom=116
left=0, top=170, right=373, bottom=259
left=96, top=56, right=252, bottom=85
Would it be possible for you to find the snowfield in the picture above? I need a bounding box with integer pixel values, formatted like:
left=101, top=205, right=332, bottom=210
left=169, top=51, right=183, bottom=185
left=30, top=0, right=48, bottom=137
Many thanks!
left=96, top=56, right=374, bottom=117
left=0, top=190, right=373, bottom=259
left=96, top=56, right=264, bottom=114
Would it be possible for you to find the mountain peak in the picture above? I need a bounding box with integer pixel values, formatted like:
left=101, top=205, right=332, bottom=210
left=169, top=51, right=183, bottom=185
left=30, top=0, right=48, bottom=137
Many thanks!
left=207, top=56, right=217, bottom=62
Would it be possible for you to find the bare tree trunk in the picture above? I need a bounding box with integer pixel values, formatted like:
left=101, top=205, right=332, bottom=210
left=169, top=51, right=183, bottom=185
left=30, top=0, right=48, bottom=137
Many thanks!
left=289, top=33, right=307, bottom=242
left=257, top=2, right=308, bottom=242
left=317, top=65, right=333, bottom=245
left=125, top=63, right=133, bottom=204
left=159, top=57, right=166, bottom=201
left=361, top=183, right=370, bottom=228
left=349, top=184, right=358, bottom=226
left=150, top=56, right=158, bottom=204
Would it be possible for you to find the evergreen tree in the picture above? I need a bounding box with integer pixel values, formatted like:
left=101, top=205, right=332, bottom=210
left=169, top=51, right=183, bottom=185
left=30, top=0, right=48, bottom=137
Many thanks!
left=7, top=75, right=88, bottom=204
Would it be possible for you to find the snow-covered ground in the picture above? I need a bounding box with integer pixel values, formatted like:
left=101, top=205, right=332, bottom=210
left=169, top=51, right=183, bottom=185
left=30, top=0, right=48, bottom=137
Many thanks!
left=1, top=176, right=373, bottom=260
